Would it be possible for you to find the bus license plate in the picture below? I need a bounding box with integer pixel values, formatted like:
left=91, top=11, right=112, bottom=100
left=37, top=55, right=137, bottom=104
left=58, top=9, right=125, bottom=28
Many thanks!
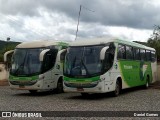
left=77, top=88, right=84, bottom=91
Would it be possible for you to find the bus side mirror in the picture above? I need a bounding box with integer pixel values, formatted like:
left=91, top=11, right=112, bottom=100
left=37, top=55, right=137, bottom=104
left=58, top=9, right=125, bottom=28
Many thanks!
left=100, top=46, right=109, bottom=60
left=60, top=49, right=67, bottom=61
left=39, top=49, right=50, bottom=61
left=56, top=49, right=67, bottom=62
left=4, top=50, right=14, bottom=62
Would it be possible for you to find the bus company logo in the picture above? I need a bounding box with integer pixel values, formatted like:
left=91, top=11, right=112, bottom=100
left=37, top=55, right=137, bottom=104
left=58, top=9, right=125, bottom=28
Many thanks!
left=1, top=112, right=42, bottom=118
left=2, top=112, right=11, bottom=117
left=124, top=65, right=132, bottom=69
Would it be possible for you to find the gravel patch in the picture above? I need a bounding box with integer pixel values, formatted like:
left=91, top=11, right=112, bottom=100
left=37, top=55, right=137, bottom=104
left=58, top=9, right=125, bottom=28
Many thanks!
left=0, top=86, right=160, bottom=119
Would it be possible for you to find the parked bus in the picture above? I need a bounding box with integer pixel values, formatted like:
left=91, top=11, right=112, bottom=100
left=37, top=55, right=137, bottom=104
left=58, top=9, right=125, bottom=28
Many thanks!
left=63, top=37, right=157, bottom=96
left=4, top=40, right=68, bottom=94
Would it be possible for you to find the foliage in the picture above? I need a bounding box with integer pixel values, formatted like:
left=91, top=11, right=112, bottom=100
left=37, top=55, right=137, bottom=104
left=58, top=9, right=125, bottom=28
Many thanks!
left=0, top=41, right=20, bottom=62
left=147, top=25, right=160, bottom=61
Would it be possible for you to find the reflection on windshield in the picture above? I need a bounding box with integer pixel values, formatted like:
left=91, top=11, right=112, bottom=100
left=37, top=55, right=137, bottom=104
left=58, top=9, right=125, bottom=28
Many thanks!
left=64, top=45, right=104, bottom=77
left=11, top=48, right=43, bottom=76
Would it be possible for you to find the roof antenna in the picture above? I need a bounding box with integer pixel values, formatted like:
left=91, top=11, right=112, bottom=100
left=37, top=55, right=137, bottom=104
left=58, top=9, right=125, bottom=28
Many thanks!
left=75, top=5, right=94, bottom=41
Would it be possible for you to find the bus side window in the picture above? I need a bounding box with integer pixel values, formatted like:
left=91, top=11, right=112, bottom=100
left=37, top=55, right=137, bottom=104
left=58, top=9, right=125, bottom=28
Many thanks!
left=146, top=50, right=151, bottom=61
left=103, top=45, right=115, bottom=72
left=133, top=48, right=140, bottom=60
left=151, top=51, right=156, bottom=62
left=140, top=49, right=146, bottom=61
left=42, top=49, right=58, bottom=73
left=117, top=44, right=126, bottom=59
left=126, top=46, right=133, bottom=60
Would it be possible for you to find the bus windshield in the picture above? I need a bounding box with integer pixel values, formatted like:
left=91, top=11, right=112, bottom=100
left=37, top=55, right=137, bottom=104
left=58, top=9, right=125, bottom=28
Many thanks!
left=10, top=48, right=44, bottom=76
left=64, top=45, right=104, bottom=77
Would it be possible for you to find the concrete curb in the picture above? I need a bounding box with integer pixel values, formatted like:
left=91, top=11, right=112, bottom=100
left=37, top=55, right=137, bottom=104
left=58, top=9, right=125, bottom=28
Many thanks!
left=0, top=80, right=9, bottom=86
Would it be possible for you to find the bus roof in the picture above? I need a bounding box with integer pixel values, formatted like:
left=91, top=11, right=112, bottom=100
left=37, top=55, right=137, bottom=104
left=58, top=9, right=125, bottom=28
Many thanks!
left=16, top=40, right=69, bottom=48
left=69, top=37, right=155, bottom=51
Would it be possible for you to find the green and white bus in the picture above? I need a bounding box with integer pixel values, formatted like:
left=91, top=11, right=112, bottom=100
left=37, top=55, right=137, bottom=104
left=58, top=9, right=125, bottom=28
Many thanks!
left=4, top=40, right=68, bottom=93
left=63, top=37, right=157, bottom=96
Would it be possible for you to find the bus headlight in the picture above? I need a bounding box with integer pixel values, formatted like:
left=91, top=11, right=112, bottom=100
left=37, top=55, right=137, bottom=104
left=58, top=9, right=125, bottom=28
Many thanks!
left=90, top=81, right=99, bottom=85
left=39, top=74, right=45, bottom=80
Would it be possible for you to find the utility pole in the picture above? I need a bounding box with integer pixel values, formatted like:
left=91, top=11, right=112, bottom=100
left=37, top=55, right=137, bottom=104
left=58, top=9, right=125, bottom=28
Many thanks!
left=75, top=5, right=94, bottom=41
left=75, top=5, right=82, bottom=41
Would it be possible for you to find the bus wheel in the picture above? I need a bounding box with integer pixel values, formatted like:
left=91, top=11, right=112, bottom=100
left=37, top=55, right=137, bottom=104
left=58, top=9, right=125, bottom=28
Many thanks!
left=113, top=80, right=121, bottom=97
left=29, top=90, right=37, bottom=94
left=55, top=79, right=64, bottom=93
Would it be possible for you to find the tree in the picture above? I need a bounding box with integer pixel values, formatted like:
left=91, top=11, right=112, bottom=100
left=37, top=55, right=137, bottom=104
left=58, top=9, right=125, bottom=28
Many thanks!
left=0, top=44, right=16, bottom=62
left=147, top=25, right=160, bottom=61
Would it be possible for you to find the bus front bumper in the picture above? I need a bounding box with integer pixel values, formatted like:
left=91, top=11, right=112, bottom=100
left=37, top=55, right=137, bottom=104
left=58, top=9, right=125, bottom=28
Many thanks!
left=63, top=82, right=106, bottom=93
left=63, top=80, right=115, bottom=93
left=9, top=80, right=44, bottom=90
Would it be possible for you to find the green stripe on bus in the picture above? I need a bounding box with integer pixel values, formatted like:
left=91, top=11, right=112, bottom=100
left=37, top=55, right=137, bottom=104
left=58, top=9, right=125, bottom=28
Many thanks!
left=118, top=61, right=129, bottom=87
left=64, top=76, right=100, bottom=83
left=119, top=60, right=152, bottom=87
left=9, top=75, right=39, bottom=81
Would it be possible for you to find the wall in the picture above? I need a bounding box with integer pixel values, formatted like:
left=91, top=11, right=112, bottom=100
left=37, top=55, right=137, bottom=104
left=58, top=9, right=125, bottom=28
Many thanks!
left=157, top=65, right=160, bottom=81
left=0, top=63, right=9, bottom=81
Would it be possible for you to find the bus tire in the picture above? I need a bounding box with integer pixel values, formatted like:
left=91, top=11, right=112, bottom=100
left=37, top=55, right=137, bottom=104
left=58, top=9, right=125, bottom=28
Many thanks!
left=55, top=78, right=64, bottom=93
left=113, top=80, right=121, bottom=97
left=144, top=76, right=150, bottom=89
left=29, top=90, right=37, bottom=94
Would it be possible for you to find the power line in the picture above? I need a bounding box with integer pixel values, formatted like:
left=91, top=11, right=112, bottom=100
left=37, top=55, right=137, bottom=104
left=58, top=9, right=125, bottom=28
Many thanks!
left=5, top=15, right=46, bottom=36
left=0, top=14, right=54, bottom=41
left=81, top=5, right=95, bottom=12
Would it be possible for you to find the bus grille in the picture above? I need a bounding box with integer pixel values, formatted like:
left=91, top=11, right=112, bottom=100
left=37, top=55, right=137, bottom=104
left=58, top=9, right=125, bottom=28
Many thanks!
left=64, top=82, right=98, bottom=88
left=10, top=80, right=37, bottom=86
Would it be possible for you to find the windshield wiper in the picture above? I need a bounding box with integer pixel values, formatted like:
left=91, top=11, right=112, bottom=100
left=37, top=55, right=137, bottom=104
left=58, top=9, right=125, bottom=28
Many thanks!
left=14, top=51, right=27, bottom=75
left=14, top=63, right=24, bottom=76
left=81, top=59, right=91, bottom=77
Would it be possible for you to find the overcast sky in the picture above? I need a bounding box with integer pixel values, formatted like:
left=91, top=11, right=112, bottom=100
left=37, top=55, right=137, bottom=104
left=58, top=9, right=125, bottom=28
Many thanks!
left=0, top=0, right=160, bottom=42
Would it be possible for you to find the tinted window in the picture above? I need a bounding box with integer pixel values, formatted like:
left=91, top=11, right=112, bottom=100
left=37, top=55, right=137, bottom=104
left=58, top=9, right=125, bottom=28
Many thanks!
left=10, top=48, right=43, bottom=76
left=140, top=49, right=146, bottom=61
left=133, top=48, right=140, bottom=60
left=118, top=44, right=125, bottom=59
left=64, top=45, right=104, bottom=77
left=42, top=49, right=58, bottom=73
left=103, top=45, right=115, bottom=72
left=126, top=46, right=133, bottom=60
left=146, top=50, right=151, bottom=61
left=151, top=51, right=156, bottom=62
